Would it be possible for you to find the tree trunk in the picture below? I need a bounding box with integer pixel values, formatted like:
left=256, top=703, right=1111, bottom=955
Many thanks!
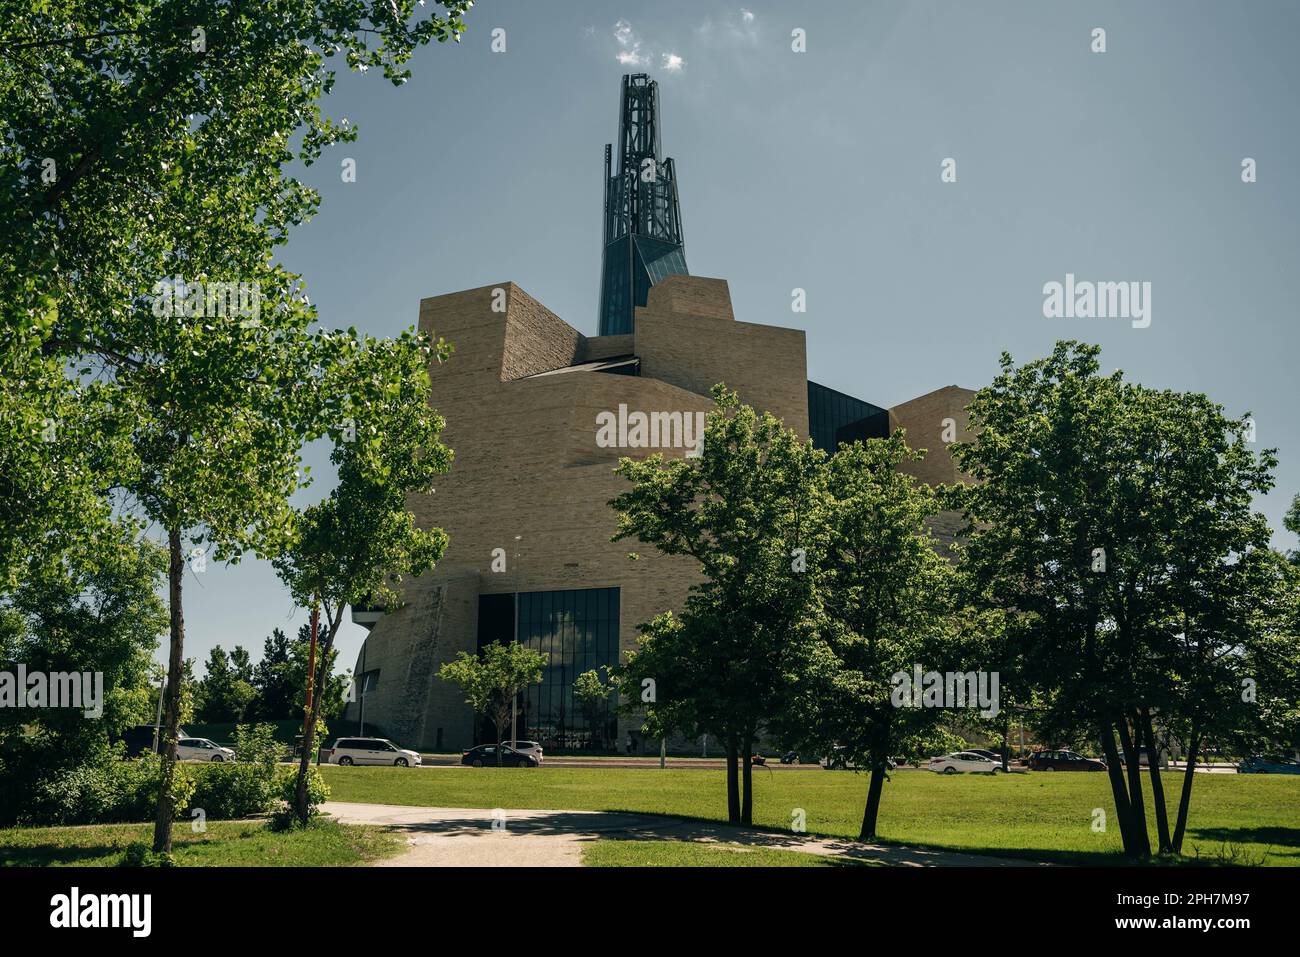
left=294, top=614, right=336, bottom=825
left=725, top=736, right=740, bottom=824
left=741, top=734, right=753, bottom=826
left=859, top=751, right=888, bottom=841
left=152, top=527, right=186, bottom=854
left=1139, top=708, right=1171, bottom=853
left=1171, top=727, right=1200, bottom=854
left=1116, top=716, right=1152, bottom=857
left=1099, top=721, right=1138, bottom=854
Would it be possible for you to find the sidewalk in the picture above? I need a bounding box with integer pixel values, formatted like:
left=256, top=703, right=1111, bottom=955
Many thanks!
left=323, top=801, right=1050, bottom=868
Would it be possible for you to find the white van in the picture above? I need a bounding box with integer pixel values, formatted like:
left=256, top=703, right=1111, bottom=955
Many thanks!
left=324, top=737, right=421, bottom=767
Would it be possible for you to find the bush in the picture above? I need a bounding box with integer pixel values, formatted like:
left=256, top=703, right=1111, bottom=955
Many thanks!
left=188, top=723, right=282, bottom=820
left=23, top=749, right=194, bottom=827
left=278, top=763, right=329, bottom=807
left=270, top=764, right=331, bottom=831
left=118, top=841, right=175, bottom=868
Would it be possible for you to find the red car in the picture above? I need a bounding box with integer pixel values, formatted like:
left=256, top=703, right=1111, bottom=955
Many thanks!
left=1027, top=749, right=1106, bottom=771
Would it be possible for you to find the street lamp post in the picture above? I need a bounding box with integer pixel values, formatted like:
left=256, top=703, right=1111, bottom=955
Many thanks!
left=511, top=534, right=521, bottom=750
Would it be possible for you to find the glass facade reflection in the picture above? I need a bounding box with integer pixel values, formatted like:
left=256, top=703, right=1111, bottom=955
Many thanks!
left=807, top=380, right=888, bottom=453
left=516, top=587, right=621, bottom=750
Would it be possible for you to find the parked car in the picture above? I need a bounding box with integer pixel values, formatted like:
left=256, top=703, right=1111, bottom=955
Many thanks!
left=966, top=749, right=1003, bottom=764
left=821, top=746, right=860, bottom=770
left=115, top=724, right=187, bottom=758
left=324, top=737, right=421, bottom=767
left=929, top=751, right=1003, bottom=774
left=822, top=748, right=894, bottom=771
left=1115, top=746, right=1168, bottom=769
left=1237, top=754, right=1300, bottom=774
left=177, top=737, right=235, bottom=762
left=780, top=751, right=799, bottom=765
left=461, top=744, right=538, bottom=768
left=503, top=740, right=544, bottom=764
left=1027, top=749, right=1106, bottom=772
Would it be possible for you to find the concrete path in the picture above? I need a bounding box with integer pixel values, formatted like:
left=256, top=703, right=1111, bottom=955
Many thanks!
left=323, top=801, right=1048, bottom=868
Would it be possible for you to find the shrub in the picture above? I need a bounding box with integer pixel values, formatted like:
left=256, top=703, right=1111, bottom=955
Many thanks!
left=118, top=841, right=175, bottom=868
left=188, top=723, right=282, bottom=820
left=270, top=764, right=331, bottom=831
left=23, top=749, right=193, bottom=826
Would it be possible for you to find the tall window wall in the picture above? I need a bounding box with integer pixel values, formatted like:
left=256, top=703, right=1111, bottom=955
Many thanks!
left=516, top=587, right=620, bottom=750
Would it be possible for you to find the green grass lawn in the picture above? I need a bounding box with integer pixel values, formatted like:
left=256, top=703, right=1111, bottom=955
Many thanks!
left=0, top=819, right=403, bottom=867
left=582, top=839, right=876, bottom=867
left=320, top=765, right=1300, bottom=866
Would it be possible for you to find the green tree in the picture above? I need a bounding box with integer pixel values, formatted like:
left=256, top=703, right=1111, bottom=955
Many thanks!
left=609, top=385, right=823, bottom=824
left=251, top=629, right=296, bottom=720
left=1284, top=495, right=1300, bottom=564
left=194, top=646, right=256, bottom=723
left=273, top=332, right=452, bottom=821
left=0, top=1, right=472, bottom=854
left=782, top=435, right=977, bottom=841
left=951, top=341, right=1278, bottom=858
left=0, top=527, right=167, bottom=823
left=572, top=668, right=614, bottom=750
left=439, top=642, right=545, bottom=766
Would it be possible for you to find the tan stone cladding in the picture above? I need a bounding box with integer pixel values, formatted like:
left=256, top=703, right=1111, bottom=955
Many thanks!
left=341, top=276, right=972, bottom=753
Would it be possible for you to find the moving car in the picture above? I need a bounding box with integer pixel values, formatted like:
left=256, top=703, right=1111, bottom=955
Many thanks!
left=1237, top=754, right=1300, bottom=774
left=929, top=751, right=1003, bottom=774
left=461, top=744, right=539, bottom=768
left=176, top=737, right=234, bottom=762
left=324, top=737, right=422, bottom=767
left=1027, top=749, right=1106, bottom=771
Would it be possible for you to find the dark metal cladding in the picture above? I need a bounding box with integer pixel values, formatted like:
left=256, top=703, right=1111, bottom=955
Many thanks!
left=598, top=74, right=689, bottom=336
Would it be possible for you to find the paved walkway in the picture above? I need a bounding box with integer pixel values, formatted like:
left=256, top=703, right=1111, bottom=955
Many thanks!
left=322, top=801, right=1048, bottom=868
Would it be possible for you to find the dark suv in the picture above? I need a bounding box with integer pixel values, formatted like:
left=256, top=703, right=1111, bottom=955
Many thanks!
left=1027, top=749, right=1106, bottom=771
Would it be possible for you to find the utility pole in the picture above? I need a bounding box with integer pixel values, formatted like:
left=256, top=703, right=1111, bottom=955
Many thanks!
left=511, top=534, right=521, bottom=750
left=660, top=737, right=666, bottom=769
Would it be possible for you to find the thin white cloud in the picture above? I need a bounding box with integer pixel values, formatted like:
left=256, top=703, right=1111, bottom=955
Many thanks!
left=696, top=9, right=759, bottom=46
left=610, top=19, right=673, bottom=72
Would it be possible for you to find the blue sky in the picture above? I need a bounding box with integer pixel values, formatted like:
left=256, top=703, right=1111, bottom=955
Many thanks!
left=179, top=0, right=1300, bottom=677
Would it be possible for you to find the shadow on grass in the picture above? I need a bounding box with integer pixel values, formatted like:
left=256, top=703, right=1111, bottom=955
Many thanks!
left=1186, top=826, right=1300, bottom=849
left=0, top=839, right=127, bottom=867
left=332, top=805, right=1046, bottom=867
